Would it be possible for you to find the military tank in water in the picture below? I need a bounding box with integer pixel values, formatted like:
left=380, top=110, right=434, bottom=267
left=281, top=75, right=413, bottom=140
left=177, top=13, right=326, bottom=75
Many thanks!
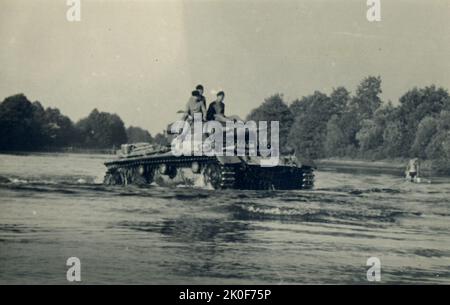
left=103, top=122, right=315, bottom=190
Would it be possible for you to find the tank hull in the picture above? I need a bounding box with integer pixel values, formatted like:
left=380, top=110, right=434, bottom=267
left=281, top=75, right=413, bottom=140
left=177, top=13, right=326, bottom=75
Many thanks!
left=104, top=154, right=314, bottom=190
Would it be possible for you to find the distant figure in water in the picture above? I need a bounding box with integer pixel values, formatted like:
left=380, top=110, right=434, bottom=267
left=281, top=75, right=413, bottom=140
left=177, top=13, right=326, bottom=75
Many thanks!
left=405, top=158, right=420, bottom=182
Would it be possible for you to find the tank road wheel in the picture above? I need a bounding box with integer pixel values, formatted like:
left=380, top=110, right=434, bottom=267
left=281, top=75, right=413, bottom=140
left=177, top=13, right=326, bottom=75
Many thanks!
left=159, top=163, right=177, bottom=180
left=203, top=163, right=222, bottom=189
left=203, top=163, right=236, bottom=190
left=135, top=165, right=156, bottom=185
left=104, top=169, right=122, bottom=185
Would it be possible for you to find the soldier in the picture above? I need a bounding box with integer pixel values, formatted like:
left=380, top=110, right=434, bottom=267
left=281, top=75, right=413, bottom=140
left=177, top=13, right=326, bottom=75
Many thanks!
left=207, top=91, right=226, bottom=122
left=195, top=84, right=206, bottom=108
left=207, top=91, right=242, bottom=123
left=182, top=90, right=206, bottom=122
left=405, top=158, right=420, bottom=182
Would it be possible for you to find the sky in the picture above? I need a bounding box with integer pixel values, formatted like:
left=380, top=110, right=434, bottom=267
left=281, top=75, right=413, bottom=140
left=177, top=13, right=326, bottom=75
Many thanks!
left=0, top=0, right=449, bottom=134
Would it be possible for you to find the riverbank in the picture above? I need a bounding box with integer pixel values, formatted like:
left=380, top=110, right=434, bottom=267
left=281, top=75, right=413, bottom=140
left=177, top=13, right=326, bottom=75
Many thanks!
left=0, top=147, right=116, bottom=155
left=316, top=157, right=443, bottom=177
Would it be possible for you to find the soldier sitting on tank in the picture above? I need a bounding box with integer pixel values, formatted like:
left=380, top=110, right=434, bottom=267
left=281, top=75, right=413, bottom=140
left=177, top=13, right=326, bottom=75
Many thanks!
left=182, top=90, right=207, bottom=123
left=206, top=91, right=242, bottom=123
left=195, top=84, right=206, bottom=108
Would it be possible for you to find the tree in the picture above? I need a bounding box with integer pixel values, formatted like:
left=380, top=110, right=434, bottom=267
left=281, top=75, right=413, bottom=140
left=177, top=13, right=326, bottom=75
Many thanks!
left=396, top=86, right=450, bottom=157
left=356, top=119, right=383, bottom=152
left=287, top=91, right=333, bottom=159
left=0, top=93, right=174, bottom=151
left=76, top=109, right=127, bottom=148
left=424, top=111, right=450, bottom=173
left=324, top=88, right=358, bottom=157
left=329, top=86, right=351, bottom=116
left=0, top=94, right=42, bottom=150
left=325, top=114, right=353, bottom=157
left=411, top=116, right=438, bottom=158
left=42, top=107, right=77, bottom=147
left=247, top=94, right=294, bottom=152
left=153, top=132, right=170, bottom=146
left=355, top=102, right=397, bottom=157
left=126, top=126, right=153, bottom=143
left=381, top=121, right=404, bottom=157
left=350, top=76, right=382, bottom=119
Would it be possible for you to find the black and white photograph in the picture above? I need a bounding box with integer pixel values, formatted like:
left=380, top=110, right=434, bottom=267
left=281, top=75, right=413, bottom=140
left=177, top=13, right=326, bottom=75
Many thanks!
left=0, top=0, right=449, bottom=289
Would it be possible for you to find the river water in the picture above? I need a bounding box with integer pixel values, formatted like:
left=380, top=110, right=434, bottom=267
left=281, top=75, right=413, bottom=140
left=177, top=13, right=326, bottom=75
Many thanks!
left=0, top=153, right=449, bottom=284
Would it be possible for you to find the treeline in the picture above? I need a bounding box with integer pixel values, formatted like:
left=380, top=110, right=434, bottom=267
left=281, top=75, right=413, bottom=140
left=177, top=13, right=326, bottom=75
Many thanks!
left=0, top=94, right=164, bottom=151
left=246, top=76, right=450, bottom=174
left=2, top=77, right=450, bottom=174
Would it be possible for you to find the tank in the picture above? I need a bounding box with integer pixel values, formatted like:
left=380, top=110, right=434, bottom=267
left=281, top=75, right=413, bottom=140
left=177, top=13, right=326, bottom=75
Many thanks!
left=103, top=141, right=315, bottom=190
left=104, top=120, right=315, bottom=190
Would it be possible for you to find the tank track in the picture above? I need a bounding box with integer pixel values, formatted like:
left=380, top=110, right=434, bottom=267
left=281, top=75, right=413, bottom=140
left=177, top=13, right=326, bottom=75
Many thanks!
left=203, top=163, right=237, bottom=189
left=234, top=164, right=314, bottom=190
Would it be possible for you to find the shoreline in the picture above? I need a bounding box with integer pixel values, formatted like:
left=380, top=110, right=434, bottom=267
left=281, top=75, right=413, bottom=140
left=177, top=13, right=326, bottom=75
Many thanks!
left=316, top=157, right=442, bottom=176
left=0, top=151, right=446, bottom=177
left=0, top=148, right=115, bottom=155
left=316, top=158, right=406, bottom=170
